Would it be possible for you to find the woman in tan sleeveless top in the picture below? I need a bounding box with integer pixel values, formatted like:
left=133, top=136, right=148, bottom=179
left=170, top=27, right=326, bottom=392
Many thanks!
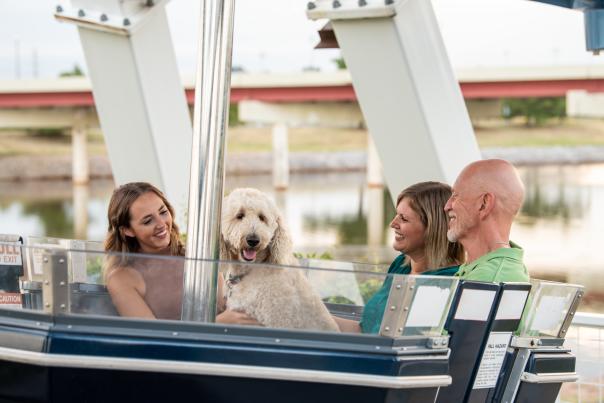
left=104, top=182, right=258, bottom=324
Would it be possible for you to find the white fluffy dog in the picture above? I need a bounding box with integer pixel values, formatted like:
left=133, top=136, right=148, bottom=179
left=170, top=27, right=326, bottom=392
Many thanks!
left=220, top=188, right=339, bottom=332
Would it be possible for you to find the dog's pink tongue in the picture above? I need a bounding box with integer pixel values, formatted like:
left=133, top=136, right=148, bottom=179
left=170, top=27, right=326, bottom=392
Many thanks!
left=243, top=249, right=257, bottom=260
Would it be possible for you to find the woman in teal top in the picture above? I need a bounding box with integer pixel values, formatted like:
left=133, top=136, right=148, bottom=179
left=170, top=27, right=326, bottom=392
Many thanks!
left=359, top=254, right=459, bottom=334
left=332, top=182, right=465, bottom=334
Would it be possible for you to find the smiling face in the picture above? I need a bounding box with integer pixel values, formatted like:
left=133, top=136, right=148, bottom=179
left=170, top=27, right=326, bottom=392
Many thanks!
left=444, top=175, right=480, bottom=243
left=390, top=198, right=426, bottom=256
left=221, top=188, right=279, bottom=263
left=122, top=191, right=173, bottom=254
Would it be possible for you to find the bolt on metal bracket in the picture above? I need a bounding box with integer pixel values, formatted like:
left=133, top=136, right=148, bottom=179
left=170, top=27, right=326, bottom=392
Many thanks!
left=41, top=249, right=70, bottom=316
left=306, top=0, right=399, bottom=20
left=379, top=275, right=415, bottom=337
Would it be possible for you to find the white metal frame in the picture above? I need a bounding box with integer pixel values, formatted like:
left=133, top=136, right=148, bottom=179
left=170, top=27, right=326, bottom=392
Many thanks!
left=308, top=0, right=481, bottom=198
left=57, top=0, right=192, bottom=225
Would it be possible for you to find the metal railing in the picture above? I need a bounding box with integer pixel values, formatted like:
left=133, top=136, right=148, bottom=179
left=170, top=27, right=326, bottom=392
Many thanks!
left=559, top=312, right=604, bottom=403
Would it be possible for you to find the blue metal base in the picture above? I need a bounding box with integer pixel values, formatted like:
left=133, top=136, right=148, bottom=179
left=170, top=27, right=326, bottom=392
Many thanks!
left=0, top=311, right=450, bottom=403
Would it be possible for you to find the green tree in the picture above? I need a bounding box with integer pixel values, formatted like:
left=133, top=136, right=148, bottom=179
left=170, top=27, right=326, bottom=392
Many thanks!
left=229, top=103, right=240, bottom=126
left=332, top=57, right=347, bottom=70
left=59, top=64, right=85, bottom=77
left=502, top=97, right=566, bottom=127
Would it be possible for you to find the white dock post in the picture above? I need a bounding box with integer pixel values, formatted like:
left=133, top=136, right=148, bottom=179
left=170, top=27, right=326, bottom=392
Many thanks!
left=367, top=136, right=383, bottom=188
left=73, top=184, right=89, bottom=240
left=272, top=123, right=289, bottom=190
left=71, top=113, right=89, bottom=185
left=367, top=187, right=385, bottom=247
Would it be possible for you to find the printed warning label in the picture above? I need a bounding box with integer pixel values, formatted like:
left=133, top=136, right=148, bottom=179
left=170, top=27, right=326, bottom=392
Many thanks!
left=0, top=243, right=22, bottom=266
left=0, top=293, right=22, bottom=308
left=472, top=332, right=512, bottom=389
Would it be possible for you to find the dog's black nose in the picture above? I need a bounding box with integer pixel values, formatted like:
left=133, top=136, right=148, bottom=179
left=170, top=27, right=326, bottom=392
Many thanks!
left=246, top=235, right=260, bottom=248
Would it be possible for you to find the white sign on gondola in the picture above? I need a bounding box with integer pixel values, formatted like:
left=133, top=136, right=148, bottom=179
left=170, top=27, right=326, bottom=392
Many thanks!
left=0, top=243, right=22, bottom=266
left=472, top=332, right=512, bottom=389
left=495, top=289, right=529, bottom=320
left=454, top=289, right=496, bottom=321
left=405, top=286, right=451, bottom=327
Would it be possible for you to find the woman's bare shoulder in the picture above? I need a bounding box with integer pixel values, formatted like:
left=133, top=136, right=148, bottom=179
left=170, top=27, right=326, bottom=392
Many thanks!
left=106, top=265, right=145, bottom=292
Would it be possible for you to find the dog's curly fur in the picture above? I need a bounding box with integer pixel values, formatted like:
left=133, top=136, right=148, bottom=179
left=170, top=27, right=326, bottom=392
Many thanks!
left=220, top=188, right=339, bottom=332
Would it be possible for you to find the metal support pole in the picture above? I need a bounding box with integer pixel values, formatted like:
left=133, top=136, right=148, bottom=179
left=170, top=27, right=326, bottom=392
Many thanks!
left=182, top=0, right=236, bottom=322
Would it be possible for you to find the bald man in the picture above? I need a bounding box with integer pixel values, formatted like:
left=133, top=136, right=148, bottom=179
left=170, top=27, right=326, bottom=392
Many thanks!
left=444, top=159, right=529, bottom=283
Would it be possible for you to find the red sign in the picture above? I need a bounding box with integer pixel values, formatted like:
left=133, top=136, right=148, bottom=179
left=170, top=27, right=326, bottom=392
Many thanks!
left=0, top=293, right=22, bottom=307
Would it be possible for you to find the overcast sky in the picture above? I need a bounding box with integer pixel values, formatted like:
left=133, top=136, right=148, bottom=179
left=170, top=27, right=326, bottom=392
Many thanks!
left=0, top=0, right=600, bottom=80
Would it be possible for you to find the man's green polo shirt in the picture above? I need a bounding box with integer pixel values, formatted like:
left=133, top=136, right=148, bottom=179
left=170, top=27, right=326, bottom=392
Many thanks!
left=456, top=242, right=529, bottom=283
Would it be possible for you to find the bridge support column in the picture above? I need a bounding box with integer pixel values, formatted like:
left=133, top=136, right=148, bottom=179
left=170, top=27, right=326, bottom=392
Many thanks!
left=72, top=114, right=89, bottom=185
left=367, top=187, right=385, bottom=247
left=367, top=136, right=383, bottom=188
left=73, top=184, right=89, bottom=240
left=567, top=90, right=604, bottom=117
left=272, top=123, right=289, bottom=190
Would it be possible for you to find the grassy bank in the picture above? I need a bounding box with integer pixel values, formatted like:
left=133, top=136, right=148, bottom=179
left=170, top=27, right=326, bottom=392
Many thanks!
left=474, top=118, right=604, bottom=148
left=0, top=129, right=107, bottom=157
left=2, top=118, right=604, bottom=157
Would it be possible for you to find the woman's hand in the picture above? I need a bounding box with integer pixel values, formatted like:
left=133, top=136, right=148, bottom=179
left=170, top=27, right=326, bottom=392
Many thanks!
left=332, top=315, right=361, bottom=333
left=216, top=309, right=262, bottom=326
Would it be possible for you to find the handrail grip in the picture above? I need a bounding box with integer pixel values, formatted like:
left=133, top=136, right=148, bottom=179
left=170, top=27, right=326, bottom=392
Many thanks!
left=520, top=372, right=578, bottom=384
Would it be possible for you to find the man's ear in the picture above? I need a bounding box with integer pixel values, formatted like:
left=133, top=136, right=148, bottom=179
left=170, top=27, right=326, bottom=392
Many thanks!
left=479, top=193, right=495, bottom=217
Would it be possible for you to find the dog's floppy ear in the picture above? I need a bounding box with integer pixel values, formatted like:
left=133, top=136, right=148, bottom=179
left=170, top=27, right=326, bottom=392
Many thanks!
left=220, top=234, right=229, bottom=261
left=268, top=213, right=293, bottom=265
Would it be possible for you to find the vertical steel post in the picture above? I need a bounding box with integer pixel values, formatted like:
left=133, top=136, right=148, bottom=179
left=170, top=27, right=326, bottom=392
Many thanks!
left=182, top=0, right=236, bottom=322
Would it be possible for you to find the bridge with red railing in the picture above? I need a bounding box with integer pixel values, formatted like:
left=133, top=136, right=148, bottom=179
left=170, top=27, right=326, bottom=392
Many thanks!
left=1, top=66, right=604, bottom=109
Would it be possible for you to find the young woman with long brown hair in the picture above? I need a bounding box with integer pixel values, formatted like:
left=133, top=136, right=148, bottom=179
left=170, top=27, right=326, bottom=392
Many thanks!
left=104, top=182, right=257, bottom=324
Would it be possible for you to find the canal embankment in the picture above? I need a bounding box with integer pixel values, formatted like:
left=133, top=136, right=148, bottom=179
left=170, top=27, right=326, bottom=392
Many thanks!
left=2, top=146, right=604, bottom=181
left=3, top=119, right=604, bottom=181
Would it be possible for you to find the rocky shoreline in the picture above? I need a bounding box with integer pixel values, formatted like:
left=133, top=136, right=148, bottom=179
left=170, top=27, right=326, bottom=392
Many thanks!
left=1, top=146, right=604, bottom=181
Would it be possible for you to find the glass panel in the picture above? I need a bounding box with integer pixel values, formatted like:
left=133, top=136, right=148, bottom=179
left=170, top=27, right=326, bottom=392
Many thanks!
left=21, top=236, right=103, bottom=282
left=379, top=275, right=459, bottom=337
left=300, top=258, right=389, bottom=304
left=518, top=279, right=583, bottom=338
left=1, top=240, right=461, bottom=338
